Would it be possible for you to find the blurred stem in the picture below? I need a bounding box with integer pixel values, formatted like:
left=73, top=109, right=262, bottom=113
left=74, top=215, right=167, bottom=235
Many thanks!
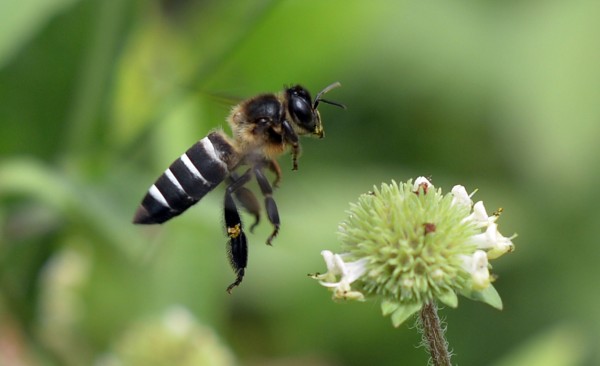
left=64, top=0, right=130, bottom=161
left=419, top=301, right=452, bottom=366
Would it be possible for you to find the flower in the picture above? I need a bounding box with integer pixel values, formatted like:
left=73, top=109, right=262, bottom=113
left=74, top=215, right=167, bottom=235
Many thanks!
left=413, top=176, right=434, bottom=194
left=310, top=250, right=368, bottom=300
left=460, top=250, right=490, bottom=290
left=311, top=177, right=515, bottom=327
left=465, top=201, right=498, bottom=227
left=469, top=222, right=515, bottom=259
left=451, top=185, right=473, bottom=207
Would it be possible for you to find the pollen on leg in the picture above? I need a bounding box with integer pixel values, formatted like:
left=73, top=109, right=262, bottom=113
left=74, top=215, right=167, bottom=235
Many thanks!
left=228, top=224, right=242, bottom=238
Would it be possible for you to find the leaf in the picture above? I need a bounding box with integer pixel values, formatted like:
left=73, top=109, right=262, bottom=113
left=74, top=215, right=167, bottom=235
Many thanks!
left=390, top=302, right=422, bottom=328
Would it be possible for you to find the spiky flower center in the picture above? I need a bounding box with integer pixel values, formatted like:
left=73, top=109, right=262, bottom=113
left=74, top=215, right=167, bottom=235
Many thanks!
left=338, top=181, right=478, bottom=304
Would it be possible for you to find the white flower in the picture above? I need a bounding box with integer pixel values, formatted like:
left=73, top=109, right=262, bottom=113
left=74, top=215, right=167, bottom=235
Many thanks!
left=461, top=250, right=490, bottom=290
left=451, top=185, right=473, bottom=207
left=413, top=176, right=433, bottom=193
left=464, top=201, right=498, bottom=228
left=312, top=250, right=368, bottom=301
left=469, top=223, right=515, bottom=259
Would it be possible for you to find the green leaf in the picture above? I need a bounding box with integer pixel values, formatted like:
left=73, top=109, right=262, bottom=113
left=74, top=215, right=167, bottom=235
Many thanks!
left=390, top=303, right=422, bottom=327
left=460, top=285, right=503, bottom=310
left=437, top=290, right=459, bottom=308
left=380, top=299, right=400, bottom=316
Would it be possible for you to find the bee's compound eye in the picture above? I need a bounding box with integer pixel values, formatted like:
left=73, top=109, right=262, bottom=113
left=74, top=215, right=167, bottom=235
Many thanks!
left=290, top=96, right=312, bottom=123
left=287, top=86, right=315, bottom=128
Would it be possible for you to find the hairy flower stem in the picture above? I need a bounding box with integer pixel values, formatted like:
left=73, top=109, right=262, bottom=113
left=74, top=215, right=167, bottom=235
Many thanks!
left=419, top=301, right=451, bottom=366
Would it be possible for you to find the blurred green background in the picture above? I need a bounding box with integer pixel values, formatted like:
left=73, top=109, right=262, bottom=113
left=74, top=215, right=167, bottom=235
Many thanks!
left=1, top=0, right=599, bottom=365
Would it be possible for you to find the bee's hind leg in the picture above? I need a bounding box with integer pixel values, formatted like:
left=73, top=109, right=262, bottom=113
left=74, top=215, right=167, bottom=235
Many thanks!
left=229, top=172, right=260, bottom=232
left=224, top=169, right=252, bottom=293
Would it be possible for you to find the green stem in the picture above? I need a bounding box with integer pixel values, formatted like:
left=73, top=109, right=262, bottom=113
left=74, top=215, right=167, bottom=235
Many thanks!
left=419, top=301, right=451, bottom=366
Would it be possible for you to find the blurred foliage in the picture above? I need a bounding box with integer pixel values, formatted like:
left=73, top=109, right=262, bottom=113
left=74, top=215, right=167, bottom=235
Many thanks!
left=1, top=0, right=599, bottom=365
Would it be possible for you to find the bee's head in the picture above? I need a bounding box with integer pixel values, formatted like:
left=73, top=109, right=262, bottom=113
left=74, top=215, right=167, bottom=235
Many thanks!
left=286, top=82, right=344, bottom=138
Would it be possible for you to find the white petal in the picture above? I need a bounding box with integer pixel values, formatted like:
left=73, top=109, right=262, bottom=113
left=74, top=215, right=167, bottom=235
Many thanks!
left=343, top=258, right=369, bottom=283
left=461, top=250, right=491, bottom=290
left=472, top=201, right=488, bottom=221
left=487, top=232, right=515, bottom=259
left=451, top=185, right=472, bottom=207
left=471, top=251, right=491, bottom=289
left=320, top=250, right=341, bottom=275
left=320, top=281, right=344, bottom=288
left=464, top=201, right=497, bottom=227
left=413, top=176, right=433, bottom=193
left=469, top=223, right=499, bottom=249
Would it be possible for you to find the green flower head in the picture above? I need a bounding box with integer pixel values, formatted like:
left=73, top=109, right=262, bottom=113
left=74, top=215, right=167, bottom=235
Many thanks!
left=311, top=177, right=515, bottom=327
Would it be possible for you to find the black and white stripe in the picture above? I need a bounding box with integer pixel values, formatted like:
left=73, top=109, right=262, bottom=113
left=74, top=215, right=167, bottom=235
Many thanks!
left=133, top=133, right=234, bottom=224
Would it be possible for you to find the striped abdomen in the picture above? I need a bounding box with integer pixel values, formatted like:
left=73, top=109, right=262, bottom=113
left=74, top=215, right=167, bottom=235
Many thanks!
left=133, top=132, right=237, bottom=224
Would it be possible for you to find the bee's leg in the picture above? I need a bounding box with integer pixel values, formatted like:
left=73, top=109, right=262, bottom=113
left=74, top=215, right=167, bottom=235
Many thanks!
left=266, top=159, right=282, bottom=188
left=254, top=167, right=280, bottom=245
left=234, top=187, right=261, bottom=232
left=281, top=120, right=301, bottom=170
left=229, top=172, right=260, bottom=232
left=224, top=169, right=252, bottom=293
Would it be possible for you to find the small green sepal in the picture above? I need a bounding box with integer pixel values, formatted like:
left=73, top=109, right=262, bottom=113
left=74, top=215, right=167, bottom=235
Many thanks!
left=437, top=290, right=459, bottom=308
left=390, top=302, right=423, bottom=327
left=381, top=299, right=400, bottom=316
left=460, top=284, right=503, bottom=310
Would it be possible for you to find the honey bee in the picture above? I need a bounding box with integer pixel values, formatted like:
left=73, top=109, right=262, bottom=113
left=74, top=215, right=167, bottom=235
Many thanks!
left=133, top=82, right=344, bottom=292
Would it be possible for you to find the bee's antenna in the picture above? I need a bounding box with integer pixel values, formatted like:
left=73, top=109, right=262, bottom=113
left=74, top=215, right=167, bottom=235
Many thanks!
left=314, top=82, right=346, bottom=110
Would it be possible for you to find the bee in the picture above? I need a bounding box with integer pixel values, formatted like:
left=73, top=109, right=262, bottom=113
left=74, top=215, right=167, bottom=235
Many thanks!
left=133, top=82, right=344, bottom=292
